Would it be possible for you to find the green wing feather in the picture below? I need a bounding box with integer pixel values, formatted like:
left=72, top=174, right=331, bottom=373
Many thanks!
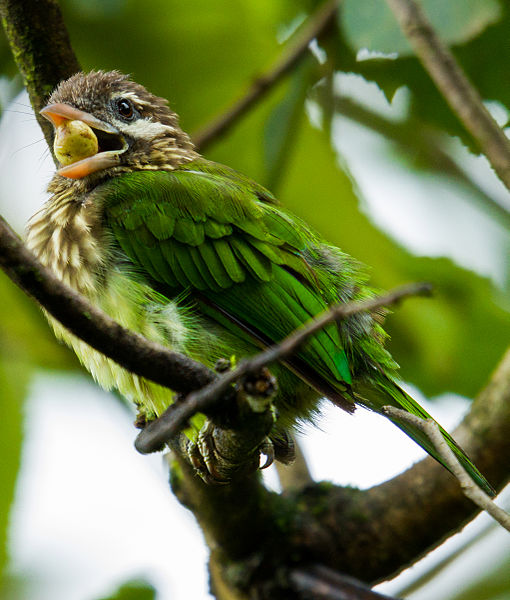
left=101, top=159, right=494, bottom=495
left=102, top=162, right=352, bottom=399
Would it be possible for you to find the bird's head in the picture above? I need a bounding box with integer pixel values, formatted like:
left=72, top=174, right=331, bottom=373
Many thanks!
left=41, top=70, right=197, bottom=181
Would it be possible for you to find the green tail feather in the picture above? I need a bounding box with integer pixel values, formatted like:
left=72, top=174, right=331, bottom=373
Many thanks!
left=354, top=375, right=495, bottom=497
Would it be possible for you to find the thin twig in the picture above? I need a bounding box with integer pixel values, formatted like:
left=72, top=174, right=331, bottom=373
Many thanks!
left=385, top=0, right=510, bottom=192
left=0, top=216, right=216, bottom=395
left=135, top=282, right=432, bottom=453
left=192, top=0, right=339, bottom=151
left=289, top=565, right=400, bottom=599
left=382, top=406, right=510, bottom=532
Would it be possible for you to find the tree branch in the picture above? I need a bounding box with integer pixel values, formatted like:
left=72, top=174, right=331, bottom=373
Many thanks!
left=0, top=0, right=80, bottom=150
left=168, top=348, right=510, bottom=597
left=290, top=349, right=510, bottom=583
left=0, top=216, right=217, bottom=395
left=383, top=406, right=510, bottom=531
left=289, top=565, right=400, bottom=600
left=385, top=0, right=510, bottom=192
left=191, top=0, right=339, bottom=152
left=135, top=282, right=432, bottom=453
left=2, top=2, right=510, bottom=596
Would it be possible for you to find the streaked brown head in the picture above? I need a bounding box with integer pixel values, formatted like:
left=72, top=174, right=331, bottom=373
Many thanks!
left=42, top=70, right=197, bottom=180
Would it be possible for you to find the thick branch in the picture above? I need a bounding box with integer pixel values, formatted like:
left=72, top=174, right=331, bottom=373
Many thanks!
left=171, top=348, right=510, bottom=593
left=385, top=0, right=510, bottom=192
left=289, top=566, right=399, bottom=600
left=0, top=0, right=80, bottom=149
left=192, top=0, right=339, bottom=151
left=288, top=349, right=510, bottom=583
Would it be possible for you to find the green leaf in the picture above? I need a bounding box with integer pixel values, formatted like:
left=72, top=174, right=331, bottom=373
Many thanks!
left=0, top=273, right=81, bottom=583
left=264, top=57, right=314, bottom=190
left=0, top=361, right=25, bottom=579
left=333, top=1, right=510, bottom=149
left=277, top=117, right=510, bottom=397
left=0, top=271, right=79, bottom=370
left=94, top=579, right=156, bottom=600
left=340, top=0, right=502, bottom=56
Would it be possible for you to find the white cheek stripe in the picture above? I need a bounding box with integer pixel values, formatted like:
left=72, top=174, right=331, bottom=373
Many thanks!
left=111, top=117, right=177, bottom=140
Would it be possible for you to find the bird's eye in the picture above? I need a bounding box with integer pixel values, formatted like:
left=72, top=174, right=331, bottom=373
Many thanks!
left=115, top=98, right=135, bottom=120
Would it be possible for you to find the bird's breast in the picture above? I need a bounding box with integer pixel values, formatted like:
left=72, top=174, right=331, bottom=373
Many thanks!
left=26, top=190, right=107, bottom=297
left=25, top=189, right=189, bottom=418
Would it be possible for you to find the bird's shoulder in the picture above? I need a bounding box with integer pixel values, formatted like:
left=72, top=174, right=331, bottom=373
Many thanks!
left=96, top=159, right=359, bottom=389
left=94, top=160, right=313, bottom=294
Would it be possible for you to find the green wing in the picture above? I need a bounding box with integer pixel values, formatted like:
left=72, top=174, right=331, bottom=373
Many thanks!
left=101, top=160, right=353, bottom=408
left=100, top=159, right=494, bottom=495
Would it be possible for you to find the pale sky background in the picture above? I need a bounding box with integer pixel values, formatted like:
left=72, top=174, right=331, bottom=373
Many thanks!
left=1, top=78, right=509, bottom=600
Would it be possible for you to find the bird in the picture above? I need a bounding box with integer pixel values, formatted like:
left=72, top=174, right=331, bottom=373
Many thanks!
left=26, top=70, right=493, bottom=492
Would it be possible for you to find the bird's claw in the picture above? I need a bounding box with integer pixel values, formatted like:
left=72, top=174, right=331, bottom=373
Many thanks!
left=187, top=420, right=277, bottom=484
left=187, top=420, right=231, bottom=485
left=186, top=367, right=279, bottom=484
left=259, top=437, right=275, bottom=469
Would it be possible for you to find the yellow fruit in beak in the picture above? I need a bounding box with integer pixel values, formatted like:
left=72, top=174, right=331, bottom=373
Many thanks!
left=54, top=120, right=99, bottom=166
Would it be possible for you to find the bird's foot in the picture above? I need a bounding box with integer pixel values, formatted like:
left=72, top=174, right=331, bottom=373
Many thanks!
left=185, top=366, right=278, bottom=484
left=186, top=419, right=278, bottom=484
left=187, top=423, right=276, bottom=484
left=187, top=420, right=231, bottom=485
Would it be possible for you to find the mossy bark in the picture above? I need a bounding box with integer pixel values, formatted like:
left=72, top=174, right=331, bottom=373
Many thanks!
left=0, top=0, right=80, bottom=150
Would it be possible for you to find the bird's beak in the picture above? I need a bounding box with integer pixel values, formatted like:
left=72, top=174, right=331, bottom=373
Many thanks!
left=40, top=102, right=128, bottom=179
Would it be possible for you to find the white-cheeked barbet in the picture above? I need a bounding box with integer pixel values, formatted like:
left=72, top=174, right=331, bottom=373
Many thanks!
left=26, top=71, right=493, bottom=493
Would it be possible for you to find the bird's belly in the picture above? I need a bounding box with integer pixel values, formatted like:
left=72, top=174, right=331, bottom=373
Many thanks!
left=49, top=269, right=188, bottom=419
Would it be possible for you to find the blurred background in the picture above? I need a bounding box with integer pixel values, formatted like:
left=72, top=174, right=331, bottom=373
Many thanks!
left=1, top=1, right=510, bottom=598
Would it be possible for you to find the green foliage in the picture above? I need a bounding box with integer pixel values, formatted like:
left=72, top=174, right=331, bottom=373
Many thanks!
left=0, top=271, right=78, bottom=370
left=450, top=551, right=510, bottom=600
left=0, top=362, right=24, bottom=579
left=0, top=0, right=509, bottom=598
left=0, top=274, right=79, bottom=581
left=95, top=579, right=156, bottom=600
left=340, top=0, right=501, bottom=56
left=336, top=0, right=510, bottom=147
